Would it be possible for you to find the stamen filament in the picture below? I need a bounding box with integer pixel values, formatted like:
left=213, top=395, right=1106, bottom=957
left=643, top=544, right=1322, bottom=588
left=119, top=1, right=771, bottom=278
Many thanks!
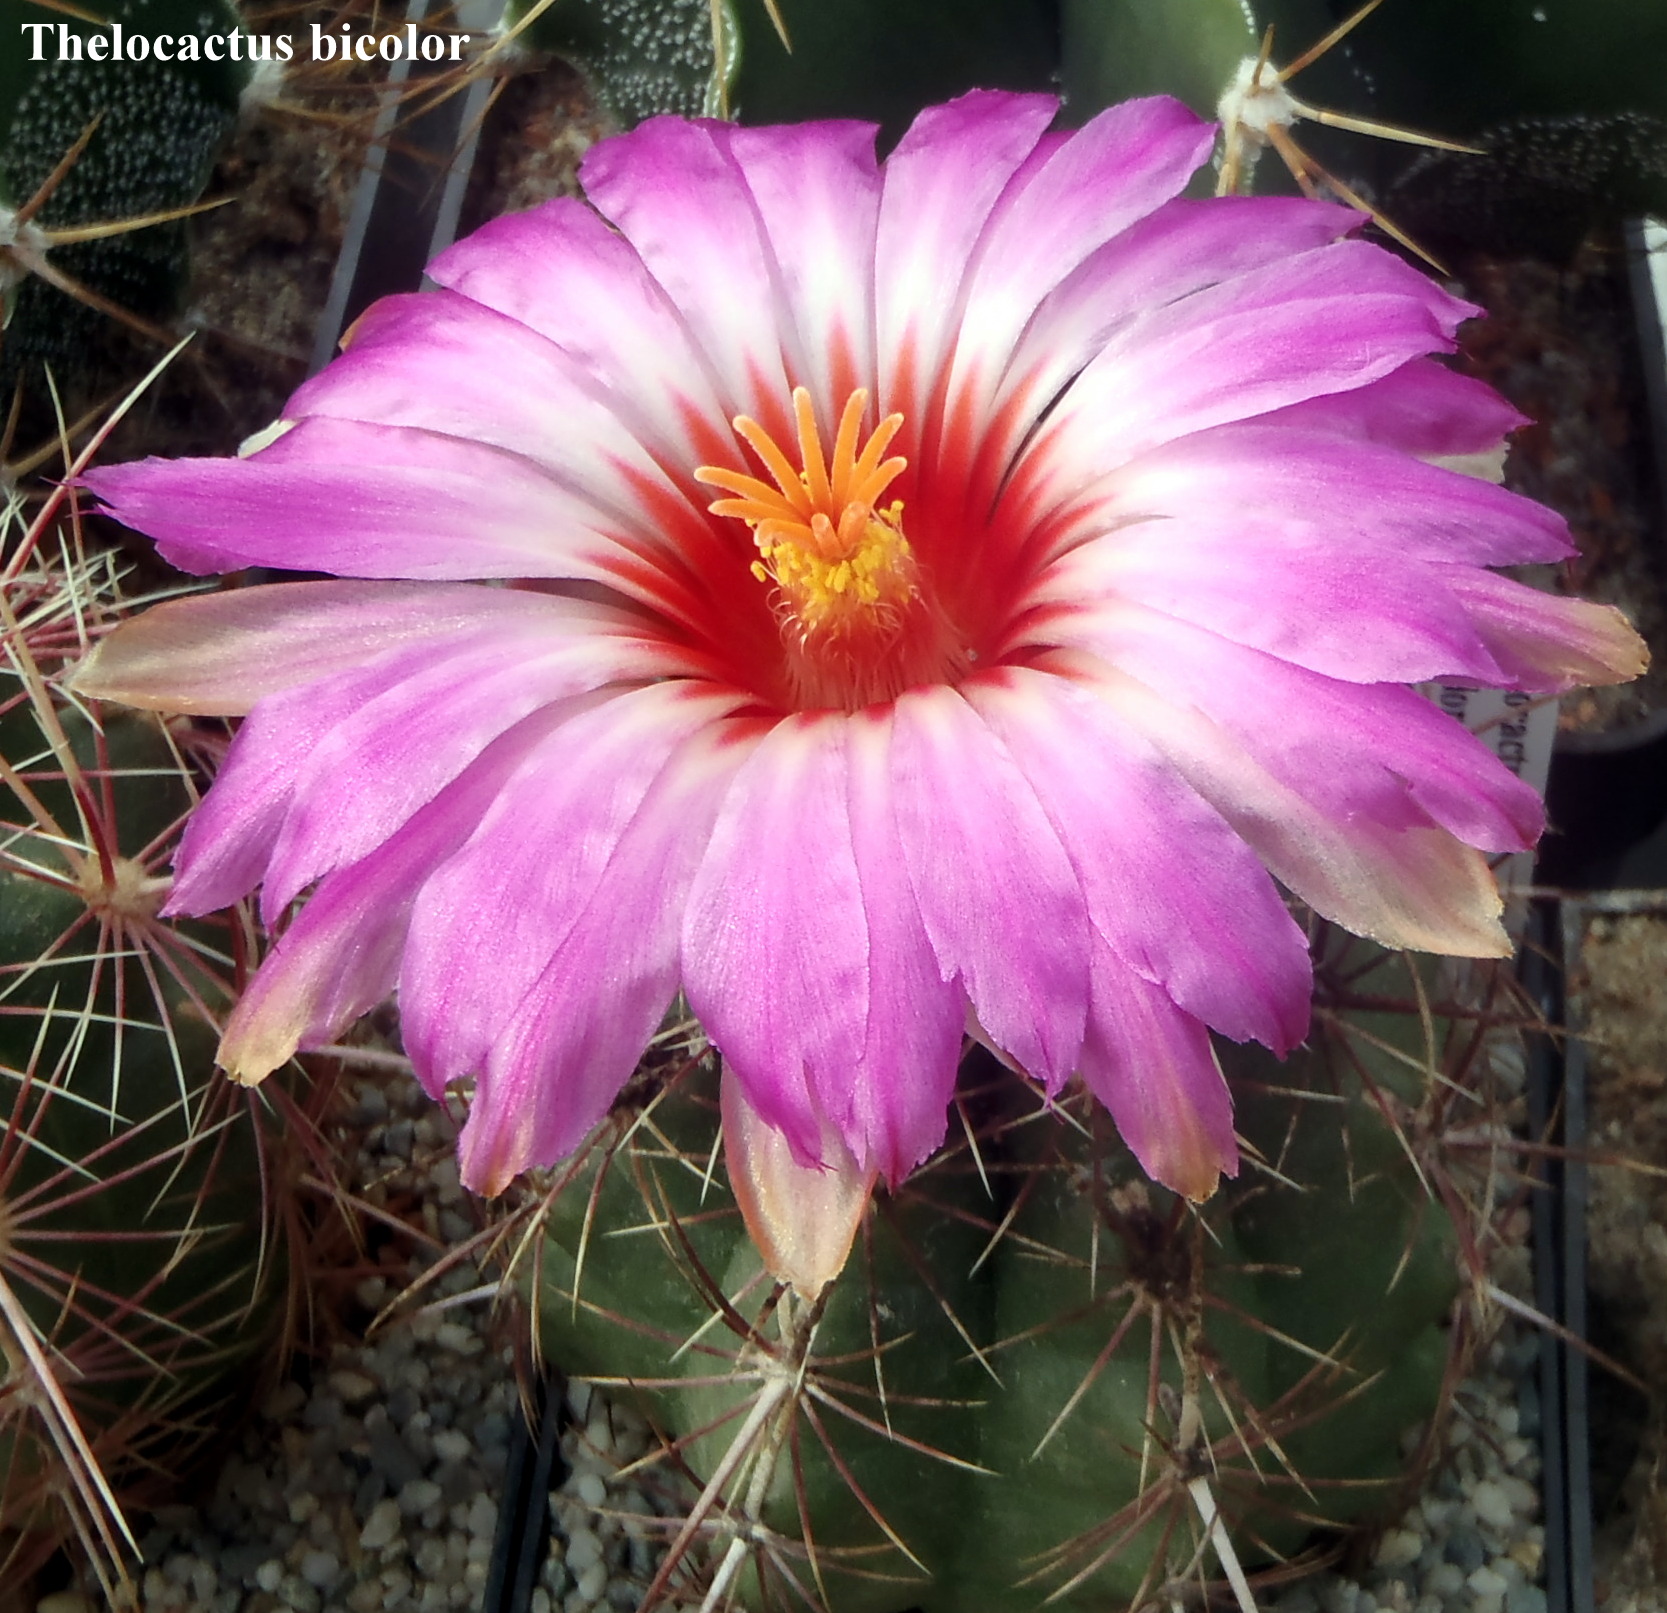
left=794, top=387, right=834, bottom=510
left=829, top=389, right=868, bottom=508
left=730, top=416, right=812, bottom=516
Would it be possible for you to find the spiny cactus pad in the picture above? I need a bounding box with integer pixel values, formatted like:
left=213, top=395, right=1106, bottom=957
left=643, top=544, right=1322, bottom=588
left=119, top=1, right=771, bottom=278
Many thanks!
left=0, top=545, right=280, bottom=1593
left=521, top=939, right=1499, bottom=1612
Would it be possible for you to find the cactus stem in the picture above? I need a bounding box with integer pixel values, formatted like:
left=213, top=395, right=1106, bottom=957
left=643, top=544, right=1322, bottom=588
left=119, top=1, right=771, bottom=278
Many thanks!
left=1028, top=1294, right=1145, bottom=1460
left=877, top=1196, right=1003, bottom=1386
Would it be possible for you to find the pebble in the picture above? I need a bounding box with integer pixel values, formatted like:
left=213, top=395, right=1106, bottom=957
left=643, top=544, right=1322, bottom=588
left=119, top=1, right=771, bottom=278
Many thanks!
left=102, top=1072, right=676, bottom=1613
left=397, top=1477, right=443, bottom=1517
left=300, top=1551, right=341, bottom=1590
left=1471, top=1479, right=1515, bottom=1531
left=359, top=1498, right=403, bottom=1551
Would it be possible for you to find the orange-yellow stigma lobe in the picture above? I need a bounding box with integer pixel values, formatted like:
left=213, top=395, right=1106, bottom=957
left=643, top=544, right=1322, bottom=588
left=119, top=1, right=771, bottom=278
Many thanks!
left=697, top=388, right=918, bottom=645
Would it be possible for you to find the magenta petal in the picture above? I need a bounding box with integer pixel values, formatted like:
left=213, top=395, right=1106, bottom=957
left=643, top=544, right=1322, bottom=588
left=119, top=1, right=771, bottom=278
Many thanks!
left=167, top=606, right=683, bottom=919
left=1001, top=195, right=1358, bottom=430
left=1439, top=567, right=1654, bottom=692
left=722, top=120, right=884, bottom=408
left=1044, top=613, right=1545, bottom=854
left=1105, top=426, right=1572, bottom=566
left=215, top=703, right=577, bottom=1086
left=399, top=682, right=752, bottom=1093
left=681, top=713, right=963, bottom=1179
left=167, top=644, right=469, bottom=917
left=888, top=683, right=1089, bottom=1091
left=441, top=694, right=757, bottom=1196
left=580, top=117, right=797, bottom=421
left=944, top=98, right=1214, bottom=413
left=82, top=418, right=658, bottom=586
left=426, top=197, right=728, bottom=465
left=1021, top=240, right=1475, bottom=507
left=1078, top=943, right=1238, bottom=1202
left=290, top=291, right=686, bottom=512
left=840, top=710, right=967, bottom=1178
left=1042, top=508, right=1516, bottom=687
left=1038, top=640, right=1520, bottom=954
left=1263, top=357, right=1529, bottom=455
left=256, top=624, right=684, bottom=922
left=875, top=91, right=1058, bottom=419
left=966, top=667, right=1310, bottom=1053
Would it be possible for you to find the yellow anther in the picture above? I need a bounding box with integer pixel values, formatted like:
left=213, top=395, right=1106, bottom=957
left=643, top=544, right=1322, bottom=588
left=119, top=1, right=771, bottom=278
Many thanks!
left=696, top=387, right=917, bottom=644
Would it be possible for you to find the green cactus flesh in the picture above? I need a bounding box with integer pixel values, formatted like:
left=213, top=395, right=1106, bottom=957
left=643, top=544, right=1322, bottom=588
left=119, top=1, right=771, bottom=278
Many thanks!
left=528, top=945, right=1475, bottom=1612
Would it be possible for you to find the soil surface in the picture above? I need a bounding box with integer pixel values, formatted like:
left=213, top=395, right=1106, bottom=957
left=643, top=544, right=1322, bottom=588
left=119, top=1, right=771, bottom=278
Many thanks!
left=1569, top=908, right=1667, bottom=1611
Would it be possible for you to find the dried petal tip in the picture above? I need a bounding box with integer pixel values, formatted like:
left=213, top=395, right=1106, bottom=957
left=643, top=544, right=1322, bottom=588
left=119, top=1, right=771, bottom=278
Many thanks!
left=721, top=1063, right=876, bottom=1299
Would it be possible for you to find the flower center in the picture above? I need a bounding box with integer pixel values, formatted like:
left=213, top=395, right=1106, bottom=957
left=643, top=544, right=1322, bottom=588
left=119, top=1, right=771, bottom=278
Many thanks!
left=697, top=387, right=918, bottom=645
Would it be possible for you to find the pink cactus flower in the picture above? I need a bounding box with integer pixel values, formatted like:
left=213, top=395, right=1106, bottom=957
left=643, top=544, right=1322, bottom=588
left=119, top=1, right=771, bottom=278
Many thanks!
left=74, top=93, right=1643, bottom=1203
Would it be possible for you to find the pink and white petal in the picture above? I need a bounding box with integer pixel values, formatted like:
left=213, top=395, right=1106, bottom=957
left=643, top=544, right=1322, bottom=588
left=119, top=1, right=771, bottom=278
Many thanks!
left=682, top=713, right=964, bottom=1178
left=840, top=707, right=967, bottom=1180
left=721, top=1066, right=875, bottom=1300
left=927, top=195, right=1361, bottom=556
left=1041, top=644, right=1515, bottom=956
left=1033, top=612, right=1545, bottom=854
left=70, top=581, right=632, bottom=716
left=293, top=291, right=699, bottom=523
left=998, top=196, right=1359, bottom=430
left=1013, top=241, right=1475, bottom=513
left=1262, top=357, right=1528, bottom=457
left=943, top=98, right=1214, bottom=419
left=167, top=615, right=684, bottom=919
left=1438, top=568, right=1651, bottom=691
left=446, top=698, right=758, bottom=1197
left=888, top=683, right=1090, bottom=1091
left=681, top=714, right=874, bottom=1164
left=1100, top=426, right=1571, bottom=566
left=82, top=419, right=674, bottom=597
left=214, top=703, right=575, bottom=1086
left=426, top=198, right=731, bottom=468
left=166, top=640, right=491, bottom=917
left=965, top=666, right=1310, bottom=1052
left=1078, top=947, right=1238, bottom=1202
left=399, top=682, right=753, bottom=1093
left=256, top=625, right=692, bottom=922
left=874, top=91, right=1058, bottom=424
left=1043, top=513, right=1517, bottom=686
left=579, top=118, right=796, bottom=425
left=723, top=120, right=883, bottom=411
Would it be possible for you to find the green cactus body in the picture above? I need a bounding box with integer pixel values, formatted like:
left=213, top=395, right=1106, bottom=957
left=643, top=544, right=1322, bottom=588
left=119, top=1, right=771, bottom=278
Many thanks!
left=1060, top=0, right=1263, bottom=127
left=0, top=586, right=281, bottom=1590
left=723, top=0, right=1056, bottom=135
left=528, top=936, right=1475, bottom=1611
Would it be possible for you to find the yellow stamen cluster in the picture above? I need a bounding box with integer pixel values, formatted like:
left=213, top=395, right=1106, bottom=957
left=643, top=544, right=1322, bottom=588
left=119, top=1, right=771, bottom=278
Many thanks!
left=697, top=388, right=917, bottom=643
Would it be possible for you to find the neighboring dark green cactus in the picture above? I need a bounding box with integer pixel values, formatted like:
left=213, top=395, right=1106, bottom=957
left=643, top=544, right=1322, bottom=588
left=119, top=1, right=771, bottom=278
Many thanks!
left=503, top=0, right=1056, bottom=133
left=520, top=922, right=1509, bottom=1611
left=502, top=0, right=741, bottom=125
left=1, top=0, right=254, bottom=385
left=0, top=546, right=281, bottom=1596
